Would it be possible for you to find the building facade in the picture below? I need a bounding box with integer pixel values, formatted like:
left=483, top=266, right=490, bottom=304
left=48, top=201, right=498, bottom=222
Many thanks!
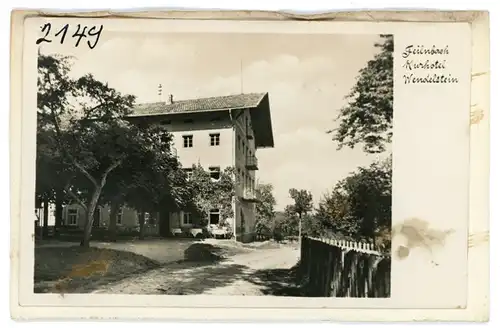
left=59, top=203, right=160, bottom=235
left=60, top=92, right=274, bottom=243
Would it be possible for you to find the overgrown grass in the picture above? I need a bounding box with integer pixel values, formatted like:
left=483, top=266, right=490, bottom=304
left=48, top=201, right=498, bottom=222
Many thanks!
left=34, top=246, right=160, bottom=293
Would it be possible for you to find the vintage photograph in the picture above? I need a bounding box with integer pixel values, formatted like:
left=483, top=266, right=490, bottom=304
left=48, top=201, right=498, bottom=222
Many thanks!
left=34, top=29, right=393, bottom=297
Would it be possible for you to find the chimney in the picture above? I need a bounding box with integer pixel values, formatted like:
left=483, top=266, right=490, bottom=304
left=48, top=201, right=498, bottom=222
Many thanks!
left=167, top=94, right=174, bottom=105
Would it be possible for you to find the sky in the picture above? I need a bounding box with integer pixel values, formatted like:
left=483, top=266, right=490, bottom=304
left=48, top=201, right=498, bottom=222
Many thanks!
left=41, top=31, right=386, bottom=210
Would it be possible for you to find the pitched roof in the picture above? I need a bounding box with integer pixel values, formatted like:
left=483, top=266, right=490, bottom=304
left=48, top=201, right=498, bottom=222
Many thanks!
left=129, top=92, right=267, bottom=117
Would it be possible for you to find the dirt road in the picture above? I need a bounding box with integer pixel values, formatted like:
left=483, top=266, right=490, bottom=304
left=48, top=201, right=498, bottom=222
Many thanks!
left=92, top=244, right=301, bottom=296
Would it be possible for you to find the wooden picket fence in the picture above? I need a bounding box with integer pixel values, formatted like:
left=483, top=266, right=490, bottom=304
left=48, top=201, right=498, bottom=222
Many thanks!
left=299, top=236, right=391, bottom=298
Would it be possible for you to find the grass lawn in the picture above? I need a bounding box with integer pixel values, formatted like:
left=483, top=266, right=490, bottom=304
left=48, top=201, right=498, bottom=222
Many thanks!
left=34, top=246, right=160, bottom=293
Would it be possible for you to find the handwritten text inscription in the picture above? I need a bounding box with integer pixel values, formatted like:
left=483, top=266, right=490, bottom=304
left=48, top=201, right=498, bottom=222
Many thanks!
left=401, top=45, right=459, bottom=85
left=36, top=23, right=103, bottom=49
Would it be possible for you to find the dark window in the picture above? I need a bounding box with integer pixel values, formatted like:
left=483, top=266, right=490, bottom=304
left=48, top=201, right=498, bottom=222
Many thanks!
left=68, top=208, right=78, bottom=225
left=183, top=119, right=194, bottom=124
left=210, top=133, right=220, bottom=146
left=182, top=212, right=192, bottom=225
left=183, top=135, right=193, bottom=148
left=209, top=209, right=220, bottom=225
left=209, top=166, right=220, bottom=180
left=161, top=120, right=171, bottom=125
left=117, top=207, right=123, bottom=225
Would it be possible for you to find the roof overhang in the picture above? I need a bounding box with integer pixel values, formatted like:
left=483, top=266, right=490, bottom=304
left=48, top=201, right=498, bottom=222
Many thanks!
left=126, top=108, right=232, bottom=124
left=248, top=93, right=274, bottom=148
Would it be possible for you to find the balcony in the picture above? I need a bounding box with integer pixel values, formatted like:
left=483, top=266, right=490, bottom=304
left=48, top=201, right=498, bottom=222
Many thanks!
left=245, top=155, right=258, bottom=170
left=241, top=188, right=259, bottom=202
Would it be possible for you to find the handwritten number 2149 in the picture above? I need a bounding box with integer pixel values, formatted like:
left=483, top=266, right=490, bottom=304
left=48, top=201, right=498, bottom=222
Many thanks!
left=36, top=23, right=103, bottom=49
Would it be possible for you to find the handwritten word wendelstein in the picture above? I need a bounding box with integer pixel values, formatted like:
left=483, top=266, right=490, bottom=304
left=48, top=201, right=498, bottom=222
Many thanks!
left=36, top=23, right=103, bottom=49
left=401, top=45, right=449, bottom=59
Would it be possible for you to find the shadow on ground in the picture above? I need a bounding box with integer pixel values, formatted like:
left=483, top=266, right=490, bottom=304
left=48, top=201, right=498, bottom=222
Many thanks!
left=183, top=242, right=252, bottom=262
left=155, top=263, right=250, bottom=295
left=34, top=241, right=255, bottom=294
left=151, top=243, right=251, bottom=294
left=244, top=264, right=305, bottom=296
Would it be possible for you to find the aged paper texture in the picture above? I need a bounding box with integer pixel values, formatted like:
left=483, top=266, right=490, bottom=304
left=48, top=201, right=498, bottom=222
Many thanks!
left=10, top=10, right=489, bottom=321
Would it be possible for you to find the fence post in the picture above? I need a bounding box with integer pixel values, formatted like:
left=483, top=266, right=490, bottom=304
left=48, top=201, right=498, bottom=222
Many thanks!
left=299, top=236, right=305, bottom=276
left=324, top=243, right=335, bottom=297
left=299, top=236, right=389, bottom=298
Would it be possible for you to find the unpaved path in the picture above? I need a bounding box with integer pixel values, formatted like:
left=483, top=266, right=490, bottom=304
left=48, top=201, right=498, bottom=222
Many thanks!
left=93, top=245, right=300, bottom=295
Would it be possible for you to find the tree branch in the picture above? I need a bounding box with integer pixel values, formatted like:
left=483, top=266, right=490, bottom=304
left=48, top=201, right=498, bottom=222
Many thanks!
left=46, top=105, right=99, bottom=187
left=82, top=103, right=105, bottom=121
left=64, top=181, right=87, bottom=210
left=99, top=158, right=123, bottom=189
left=73, top=161, right=99, bottom=187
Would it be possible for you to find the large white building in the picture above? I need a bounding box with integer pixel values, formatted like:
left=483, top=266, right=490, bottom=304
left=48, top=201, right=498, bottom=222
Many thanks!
left=59, top=92, right=274, bottom=242
left=131, top=92, right=274, bottom=242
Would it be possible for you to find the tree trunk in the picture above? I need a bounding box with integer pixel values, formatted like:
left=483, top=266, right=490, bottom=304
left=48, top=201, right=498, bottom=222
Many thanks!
left=76, top=159, right=121, bottom=248
left=54, top=189, right=63, bottom=237
left=138, top=212, right=145, bottom=240
left=80, top=187, right=102, bottom=248
left=108, top=200, right=120, bottom=242
left=42, top=199, right=49, bottom=238
left=159, top=207, right=170, bottom=238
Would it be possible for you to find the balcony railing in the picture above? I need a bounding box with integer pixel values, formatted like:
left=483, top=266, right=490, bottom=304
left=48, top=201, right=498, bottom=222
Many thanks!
left=245, top=155, right=258, bottom=170
left=241, top=188, right=259, bottom=202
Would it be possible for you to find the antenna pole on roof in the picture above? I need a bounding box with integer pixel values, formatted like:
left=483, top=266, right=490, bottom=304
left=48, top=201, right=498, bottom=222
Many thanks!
left=240, top=58, right=243, bottom=94
left=158, top=84, right=163, bottom=102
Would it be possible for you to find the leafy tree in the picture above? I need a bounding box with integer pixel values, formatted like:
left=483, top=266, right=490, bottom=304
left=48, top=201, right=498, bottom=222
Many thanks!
left=271, top=211, right=288, bottom=242
left=315, top=190, right=358, bottom=238
left=300, top=213, right=324, bottom=237
left=102, top=124, right=188, bottom=240
left=37, top=53, right=185, bottom=247
left=35, top=129, right=58, bottom=236
left=185, top=164, right=236, bottom=229
left=316, top=156, right=392, bottom=246
left=288, top=188, right=313, bottom=241
left=271, top=205, right=319, bottom=241
left=329, top=35, right=394, bottom=154
left=36, top=54, right=76, bottom=235
left=52, top=81, right=137, bottom=247
left=255, top=183, right=276, bottom=236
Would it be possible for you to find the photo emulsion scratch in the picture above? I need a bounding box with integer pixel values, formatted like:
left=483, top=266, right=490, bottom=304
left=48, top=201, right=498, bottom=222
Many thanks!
left=34, top=28, right=394, bottom=298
